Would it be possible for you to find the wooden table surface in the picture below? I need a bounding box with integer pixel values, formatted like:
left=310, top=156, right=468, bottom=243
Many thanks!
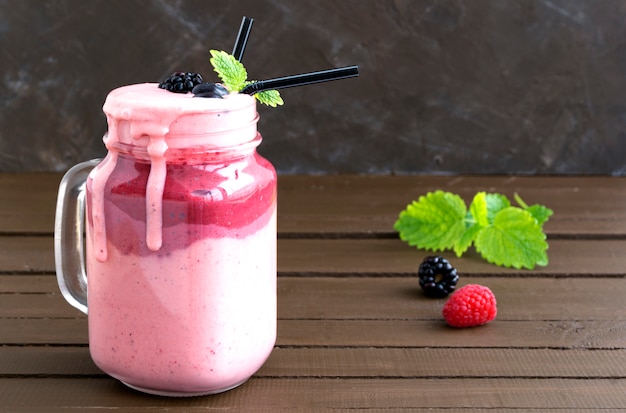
left=2, top=173, right=626, bottom=412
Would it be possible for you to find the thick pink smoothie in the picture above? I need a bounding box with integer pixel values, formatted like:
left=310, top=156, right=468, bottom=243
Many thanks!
left=84, top=84, right=277, bottom=395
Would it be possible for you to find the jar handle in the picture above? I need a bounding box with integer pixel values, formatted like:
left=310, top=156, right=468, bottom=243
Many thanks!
left=54, top=159, right=101, bottom=314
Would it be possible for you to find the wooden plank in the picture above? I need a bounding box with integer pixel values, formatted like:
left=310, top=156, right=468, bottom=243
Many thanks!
left=276, top=277, right=626, bottom=321
left=3, top=173, right=626, bottom=237
left=4, top=318, right=626, bottom=350
left=0, top=237, right=54, bottom=273
left=0, top=378, right=625, bottom=410
left=2, top=237, right=626, bottom=276
left=262, top=347, right=626, bottom=378
left=279, top=319, right=626, bottom=349
left=0, top=173, right=60, bottom=234
left=0, top=318, right=87, bottom=344
left=0, top=274, right=57, bottom=292
left=278, top=238, right=626, bottom=276
left=0, top=293, right=81, bottom=318
left=0, top=346, right=100, bottom=376
left=278, top=175, right=626, bottom=236
left=3, top=278, right=626, bottom=321
left=2, top=346, right=625, bottom=379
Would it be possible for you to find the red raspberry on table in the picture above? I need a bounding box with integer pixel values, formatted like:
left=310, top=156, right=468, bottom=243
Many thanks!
left=442, top=284, right=497, bottom=328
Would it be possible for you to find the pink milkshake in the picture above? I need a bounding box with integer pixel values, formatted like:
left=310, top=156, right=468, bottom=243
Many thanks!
left=54, top=26, right=356, bottom=397
left=79, top=83, right=276, bottom=395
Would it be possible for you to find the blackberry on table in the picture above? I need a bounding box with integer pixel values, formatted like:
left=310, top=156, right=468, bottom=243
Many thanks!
left=159, top=72, right=204, bottom=93
left=418, top=256, right=459, bottom=298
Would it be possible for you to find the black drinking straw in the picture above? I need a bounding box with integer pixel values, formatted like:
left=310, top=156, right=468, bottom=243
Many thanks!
left=240, top=65, right=359, bottom=95
left=232, top=16, right=254, bottom=62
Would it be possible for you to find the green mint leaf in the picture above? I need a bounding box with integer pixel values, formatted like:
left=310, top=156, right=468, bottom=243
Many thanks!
left=514, top=193, right=554, bottom=225
left=469, top=192, right=489, bottom=227
left=394, top=190, right=467, bottom=252
left=474, top=207, right=549, bottom=269
left=209, top=50, right=247, bottom=92
left=526, top=204, right=554, bottom=226
left=209, top=51, right=284, bottom=107
left=469, top=192, right=512, bottom=227
left=483, top=193, right=511, bottom=223
left=453, top=221, right=481, bottom=257
left=455, top=192, right=510, bottom=257
left=253, top=88, right=284, bottom=107
left=396, top=190, right=552, bottom=269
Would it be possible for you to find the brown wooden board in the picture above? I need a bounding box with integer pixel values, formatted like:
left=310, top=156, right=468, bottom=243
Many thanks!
left=1, top=378, right=625, bottom=411
left=4, top=318, right=626, bottom=349
left=2, top=174, right=626, bottom=237
left=2, top=346, right=626, bottom=379
left=2, top=174, right=626, bottom=412
left=1, top=237, right=626, bottom=276
left=3, top=277, right=626, bottom=321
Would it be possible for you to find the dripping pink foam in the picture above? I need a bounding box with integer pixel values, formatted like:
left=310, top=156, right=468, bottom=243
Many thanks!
left=96, top=84, right=259, bottom=254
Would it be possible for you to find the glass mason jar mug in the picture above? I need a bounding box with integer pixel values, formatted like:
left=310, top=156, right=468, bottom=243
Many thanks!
left=54, top=84, right=277, bottom=396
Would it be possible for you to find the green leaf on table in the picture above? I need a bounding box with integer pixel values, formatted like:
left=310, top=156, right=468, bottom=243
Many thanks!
left=483, top=192, right=511, bottom=223
left=453, top=220, right=481, bottom=257
left=395, top=189, right=552, bottom=269
left=469, top=192, right=489, bottom=227
left=474, top=207, right=549, bottom=269
left=514, top=193, right=554, bottom=225
left=394, top=190, right=467, bottom=252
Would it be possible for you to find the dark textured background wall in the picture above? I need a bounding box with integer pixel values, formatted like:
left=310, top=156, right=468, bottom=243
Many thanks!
left=2, top=0, right=625, bottom=174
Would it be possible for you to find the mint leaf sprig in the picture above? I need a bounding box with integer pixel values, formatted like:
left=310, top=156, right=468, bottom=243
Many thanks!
left=209, top=50, right=284, bottom=107
left=394, top=191, right=553, bottom=269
